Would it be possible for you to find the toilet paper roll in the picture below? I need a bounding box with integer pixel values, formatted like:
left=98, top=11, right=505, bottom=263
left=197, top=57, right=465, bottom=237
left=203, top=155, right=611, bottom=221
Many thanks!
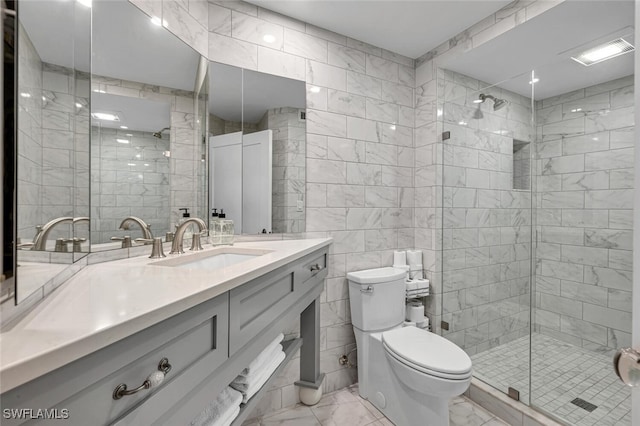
left=407, top=304, right=424, bottom=323
left=417, top=316, right=430, bottom=329
left=406, top=250, right=423, bottom=268
left=393, top=250, right=407, bottom=266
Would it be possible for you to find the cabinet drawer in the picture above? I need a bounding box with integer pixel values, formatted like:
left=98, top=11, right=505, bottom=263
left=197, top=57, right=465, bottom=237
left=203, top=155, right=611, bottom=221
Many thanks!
left=295, top=251, right=327, bottom=293
left=1, top=295, right=228, bottom=426
left=229, top=268, right=295, bottom=355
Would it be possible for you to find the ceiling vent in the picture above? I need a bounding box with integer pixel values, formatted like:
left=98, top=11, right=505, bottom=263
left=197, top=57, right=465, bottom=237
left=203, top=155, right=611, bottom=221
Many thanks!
left=571, top=38, right=634, bottom=66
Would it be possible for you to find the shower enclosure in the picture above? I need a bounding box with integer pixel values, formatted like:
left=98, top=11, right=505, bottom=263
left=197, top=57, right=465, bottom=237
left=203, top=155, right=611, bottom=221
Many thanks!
left=438, top=62, right=634, bottom=425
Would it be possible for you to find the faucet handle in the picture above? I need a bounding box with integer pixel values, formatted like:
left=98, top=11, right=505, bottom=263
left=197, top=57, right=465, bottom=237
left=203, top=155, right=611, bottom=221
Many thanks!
left=111, top=236, right=132, bottom=248
left=55, top=238, right=73, bottom=253
left=136, top=237, right=166, bottom=259
left=190, top=233, right=204, bottom=251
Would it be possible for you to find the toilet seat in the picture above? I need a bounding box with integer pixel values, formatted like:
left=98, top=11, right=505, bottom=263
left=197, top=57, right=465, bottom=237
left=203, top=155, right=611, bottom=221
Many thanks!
left=382, top=327, right=472, bottom=380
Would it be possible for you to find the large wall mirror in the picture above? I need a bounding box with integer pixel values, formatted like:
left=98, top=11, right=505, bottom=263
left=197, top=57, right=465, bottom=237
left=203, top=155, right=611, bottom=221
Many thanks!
left=90, top=0, right=207, bottom=251
left=208, top=63, right=306, bottom=234
left=15, top=0, right=91, bottom=303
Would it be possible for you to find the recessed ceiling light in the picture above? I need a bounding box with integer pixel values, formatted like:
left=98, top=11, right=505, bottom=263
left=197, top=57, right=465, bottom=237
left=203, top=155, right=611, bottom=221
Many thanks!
left=120, top=125, right=128, bottom=129
left=263, top=34, right=276, bottom=43
left=20, top=92, right=31, bottom=98
left=91, top=112, right=120, bottom=121
left=571, top=38, right=634, bottom=66
left=529, top=78, right=539, bottom=85
left=116, top=139, right=130, bottom=144
left=77, top=0, right=91, bottom=8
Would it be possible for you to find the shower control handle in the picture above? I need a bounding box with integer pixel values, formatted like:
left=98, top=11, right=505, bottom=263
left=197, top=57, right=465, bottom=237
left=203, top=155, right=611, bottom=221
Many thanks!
left=613, top=347, right=640, bottom=387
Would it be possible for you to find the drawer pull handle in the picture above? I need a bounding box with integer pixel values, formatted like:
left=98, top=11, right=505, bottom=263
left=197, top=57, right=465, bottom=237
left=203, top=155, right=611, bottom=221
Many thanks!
left=310, top=263, right=324, bottom=273
left=113, top=358, right=172, bottom=400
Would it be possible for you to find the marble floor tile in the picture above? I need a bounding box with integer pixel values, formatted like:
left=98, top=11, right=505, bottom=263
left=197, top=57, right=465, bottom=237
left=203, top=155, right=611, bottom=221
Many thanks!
left=244, top=384, right=508, bottom=426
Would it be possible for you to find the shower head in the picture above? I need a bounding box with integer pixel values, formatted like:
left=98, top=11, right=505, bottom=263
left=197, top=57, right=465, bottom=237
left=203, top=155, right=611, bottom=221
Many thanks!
left=477, top=93, right=508, bottom=111
left=153, top=127, right=170, bottom=138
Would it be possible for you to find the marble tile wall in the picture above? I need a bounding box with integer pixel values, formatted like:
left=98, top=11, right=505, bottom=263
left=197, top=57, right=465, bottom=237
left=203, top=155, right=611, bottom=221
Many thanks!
left=437, top=70, right=534, bottom=355
left=255, top=107, right=306, bottom=233
left=534, top=76, right=634, bottom=354
left=91, top=75, right=200, bottom=232
left=17, top=23, right=44, bottom=242
left=90, top=127, right=171, bottom=243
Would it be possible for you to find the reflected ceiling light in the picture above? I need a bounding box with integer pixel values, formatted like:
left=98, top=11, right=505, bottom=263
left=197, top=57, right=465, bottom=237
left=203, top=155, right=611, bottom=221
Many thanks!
left=263, top=34, right=276, bottom=43
left=571, top=38, right=634, bottom=66
left=529, top=78, right=539, bottom=85
left=472, top=99, right=483, bottom=104
left=128, top=163, right=136, bottom=166
left=20, top=92, right=31, bottom=98
left=144, top=163, right=150, bottom=167
left=571, top=108, right=582, bottom=113
left=75, top=102, right=82, bottom=108
left=116, top=139, right=130, bottom=144
left=135, top=154, right=141, bottom=158
left=77, top=0, right=91, bottom=8
left=93, top=89, right=106, bottom=93
left=151, top=16, right=167, bottom=26
left=592, top=137, right=599, bottom=141
left=126, top=133, right=133, bottom=137
left=91, top=112, right=120, bottom=121
left=162, top=151, right=171, bottom=157
left=120, top=125, right=128, bottom=129
left=42, top=96, right=47, bottom=101
left=309, top=86, right=321, bottom=93
left=390, top=124, right=396, bottom=130
left=458, top=120, right=467, bottom=126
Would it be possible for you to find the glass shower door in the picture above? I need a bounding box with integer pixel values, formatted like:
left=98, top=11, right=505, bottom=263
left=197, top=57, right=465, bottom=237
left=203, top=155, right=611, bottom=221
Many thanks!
left=439, top=69, right=535, bottom=403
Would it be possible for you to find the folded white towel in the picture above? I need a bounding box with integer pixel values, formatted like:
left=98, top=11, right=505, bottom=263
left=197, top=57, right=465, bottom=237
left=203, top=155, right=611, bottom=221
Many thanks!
left=232, top=350, right=286, bottom=403
left=217, top=405, right=240, bottom=426
left=238, top=333, right=284, bottom=377
left=191, top=387, right=243, bottom=426
left=235, top=343, right=283, bottom=383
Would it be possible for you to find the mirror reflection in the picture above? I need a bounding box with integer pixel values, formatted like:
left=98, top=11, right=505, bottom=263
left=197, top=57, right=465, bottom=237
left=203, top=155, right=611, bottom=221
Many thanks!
left=90, top=0, right=205, bottom=251
left=208, top=64, right=306, bottom=234
left=15, top=0, right=91, bottom=303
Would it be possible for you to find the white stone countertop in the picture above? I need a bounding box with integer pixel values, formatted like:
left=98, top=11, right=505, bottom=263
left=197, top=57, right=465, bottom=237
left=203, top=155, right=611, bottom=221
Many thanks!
left=0, top=238, right=332, bottom=392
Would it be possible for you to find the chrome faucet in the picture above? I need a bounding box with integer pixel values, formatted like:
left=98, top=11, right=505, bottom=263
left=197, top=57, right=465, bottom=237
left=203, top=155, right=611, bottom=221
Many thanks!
left=170, top=218, right=207, bottom=254
left=118, top=216, right=153, bottom=243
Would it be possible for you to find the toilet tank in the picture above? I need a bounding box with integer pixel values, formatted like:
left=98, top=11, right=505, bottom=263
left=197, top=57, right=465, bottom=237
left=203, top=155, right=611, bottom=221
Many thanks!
left=347, top=267, right=406, bottom=331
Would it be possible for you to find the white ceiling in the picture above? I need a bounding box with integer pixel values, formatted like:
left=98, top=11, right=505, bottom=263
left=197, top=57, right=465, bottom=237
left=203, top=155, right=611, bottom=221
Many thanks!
left=20, top=0, right=200, bottom=91
left=92, top=93, right=171, bottom=132
left=245, top=0, right=512, bottom=58
left=442, top=0, right=635, bottom=99
left=210, top=63, right=306, bottom=123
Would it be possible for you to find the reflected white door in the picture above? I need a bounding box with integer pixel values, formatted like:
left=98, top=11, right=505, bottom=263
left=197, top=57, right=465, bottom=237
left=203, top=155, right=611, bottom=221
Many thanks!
left=242, top=130, right=272, bottom=234
left=209, top=132, right=242, bottom=232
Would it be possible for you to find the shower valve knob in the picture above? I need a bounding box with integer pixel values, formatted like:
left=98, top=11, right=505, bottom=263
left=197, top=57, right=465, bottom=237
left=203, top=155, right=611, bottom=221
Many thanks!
left=613, top=347, right=640, bottom=387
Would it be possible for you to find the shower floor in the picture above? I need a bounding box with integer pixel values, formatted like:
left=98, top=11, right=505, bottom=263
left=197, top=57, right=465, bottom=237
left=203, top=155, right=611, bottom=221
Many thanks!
left=471, top=334, right=631, bottom=426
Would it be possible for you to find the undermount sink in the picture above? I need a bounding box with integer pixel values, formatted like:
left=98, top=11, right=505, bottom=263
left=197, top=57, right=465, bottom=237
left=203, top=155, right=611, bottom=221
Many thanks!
left=151, top=247, right=272, bottom=269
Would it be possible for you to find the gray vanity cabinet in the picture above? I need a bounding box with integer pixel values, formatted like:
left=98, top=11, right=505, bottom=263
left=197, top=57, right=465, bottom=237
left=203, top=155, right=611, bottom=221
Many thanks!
left=0, top=246, right=328, bottom=426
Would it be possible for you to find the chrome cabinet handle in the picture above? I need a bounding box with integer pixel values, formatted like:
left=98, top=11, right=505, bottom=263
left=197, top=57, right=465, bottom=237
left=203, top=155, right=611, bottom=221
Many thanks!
left=360, top=285, right=374, bottom=294
left=113, top=358, right=172, bottom=400
left=310, top=263, right=324, bottom=273
left=613, top=348, right=640, bottom=387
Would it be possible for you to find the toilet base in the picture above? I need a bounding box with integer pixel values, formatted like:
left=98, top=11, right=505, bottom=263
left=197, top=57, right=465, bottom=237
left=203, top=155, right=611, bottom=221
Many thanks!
left=354, top=328, right=469, bottom=426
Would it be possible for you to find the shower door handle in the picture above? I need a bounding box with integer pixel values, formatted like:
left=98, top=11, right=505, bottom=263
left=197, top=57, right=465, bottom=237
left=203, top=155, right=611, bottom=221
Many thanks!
left=613, top=347, right=640, bottom=387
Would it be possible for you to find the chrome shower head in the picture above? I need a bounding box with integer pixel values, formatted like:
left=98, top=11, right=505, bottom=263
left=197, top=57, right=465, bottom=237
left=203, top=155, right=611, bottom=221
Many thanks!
left=477, top=93, right=508, bottom=111
left=153, top=127, right=170, bottom=139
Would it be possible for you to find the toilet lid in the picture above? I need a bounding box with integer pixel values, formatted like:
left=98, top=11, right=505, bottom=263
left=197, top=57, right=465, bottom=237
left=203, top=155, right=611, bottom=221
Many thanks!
left=382, top=327, right=472, bottom=377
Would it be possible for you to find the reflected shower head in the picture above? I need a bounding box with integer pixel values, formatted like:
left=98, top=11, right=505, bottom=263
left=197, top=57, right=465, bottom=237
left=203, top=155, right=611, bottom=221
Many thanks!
left=153, top=127, right=170, bottom=138
left=477, top=93, right=508, bottom=111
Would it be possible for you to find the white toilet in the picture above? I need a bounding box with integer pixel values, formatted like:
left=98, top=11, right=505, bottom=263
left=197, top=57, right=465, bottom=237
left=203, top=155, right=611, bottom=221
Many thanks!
left=347, top=267, right=472, bottom=426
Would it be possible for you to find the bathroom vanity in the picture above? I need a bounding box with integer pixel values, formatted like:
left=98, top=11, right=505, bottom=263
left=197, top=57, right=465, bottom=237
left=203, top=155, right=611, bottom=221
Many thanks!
left=0, top=238, right=330, bottom=425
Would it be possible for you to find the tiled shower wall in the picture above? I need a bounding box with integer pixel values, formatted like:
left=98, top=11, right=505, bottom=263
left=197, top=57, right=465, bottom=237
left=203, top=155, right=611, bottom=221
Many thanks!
left=91, top=75, right=201, bottom=234
left=90, top=128, right=170, bottom=244
left=438, top=70, right=533, bottom=354
left=258, top=107, right=306, bottom=234
left=534, top=75, right=634, bottom=354
left=17, top=25, right=90, bottom=246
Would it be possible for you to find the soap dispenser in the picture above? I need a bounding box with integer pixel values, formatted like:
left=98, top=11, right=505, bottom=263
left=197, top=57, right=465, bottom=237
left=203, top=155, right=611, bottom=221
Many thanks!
left=219, top=210, right=235, bottom=245
left=178, top=208, right=192, bottom=239
left=210, top=208, right=222, bottom=246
